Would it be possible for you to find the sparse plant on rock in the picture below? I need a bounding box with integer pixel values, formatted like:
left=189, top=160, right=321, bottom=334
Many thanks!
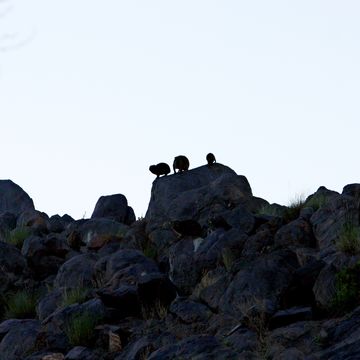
left=65, top=311, right=100, bottom=346
left=331, top=262, right=360, bottom=314
left=336, top=221, right=360, bottom=255
left=61, top=287, right=89, bottom=308
left=4, top=289, right=38, bottom=319
left=4, top=226, right=31, bottom=248
left=283, top=194, right=306, bottom=223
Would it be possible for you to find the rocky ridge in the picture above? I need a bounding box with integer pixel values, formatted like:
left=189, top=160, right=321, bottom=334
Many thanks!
left=0, top=166, right=360, bottom=359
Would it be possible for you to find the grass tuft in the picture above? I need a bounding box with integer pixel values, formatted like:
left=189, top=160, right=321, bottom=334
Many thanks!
left=3, top=289, right=38, bottom=319
left=61, top=287, right=89, bottom=308
left=336, top=222, right=360, bottom=255
left=5, top=227, right=31, bottom=248
left=65, top=311, right=100, bottom=346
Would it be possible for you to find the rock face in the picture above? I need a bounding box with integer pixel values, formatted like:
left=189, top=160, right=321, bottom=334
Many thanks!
left=145, top=163, right=257, bottom=231
left=1, top=174, right=360, bottom=359
left=91, top=194, right=135, bottom=225
left=0, top=180, right=35, bottom=215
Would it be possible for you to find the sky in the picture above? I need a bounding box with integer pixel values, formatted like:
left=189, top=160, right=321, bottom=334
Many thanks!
left=0, top=0, right=360, bottom=220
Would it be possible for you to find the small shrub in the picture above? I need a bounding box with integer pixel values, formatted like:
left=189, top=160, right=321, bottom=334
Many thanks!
left=61, top=287, right=89, bottom=308
left=283, top=195, right=306, bottom=223
left=331, top=262, right=360, bottom=314
left=4, top=289, right=38, bottom=319
left=65, top=311, right=100, bottom=346
left=5, top=227, right=31, bottom=248
left=336, top=222, right=360, bottom=255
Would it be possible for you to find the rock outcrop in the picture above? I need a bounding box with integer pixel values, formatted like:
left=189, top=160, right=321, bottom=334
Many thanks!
left=0, top=173, right=360, bottom=359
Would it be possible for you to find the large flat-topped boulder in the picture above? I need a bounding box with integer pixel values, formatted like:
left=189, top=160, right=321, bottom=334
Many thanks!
left=145, top=163, right=255, bottom=231
left=0, top=180, right=35, bottom=215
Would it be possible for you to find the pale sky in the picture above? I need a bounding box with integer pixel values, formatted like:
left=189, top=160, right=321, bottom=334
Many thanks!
left=1, top=0, right=359, bottom=220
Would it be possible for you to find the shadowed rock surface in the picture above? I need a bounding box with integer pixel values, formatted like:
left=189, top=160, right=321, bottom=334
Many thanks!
left=0, top=176, right=360, bottom=359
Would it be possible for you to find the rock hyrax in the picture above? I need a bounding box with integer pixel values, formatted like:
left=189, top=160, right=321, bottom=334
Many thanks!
left=149, top=163, right=171, bottom=178
left=173, top=155, right=190, bottom=173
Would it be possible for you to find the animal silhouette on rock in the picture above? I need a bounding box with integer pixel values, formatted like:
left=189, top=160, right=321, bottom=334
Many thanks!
left=206, top=153, right=216, bottom=166
left=149, top=163, right=171, bottom=178
left=173, top=155, right=190, bottom=173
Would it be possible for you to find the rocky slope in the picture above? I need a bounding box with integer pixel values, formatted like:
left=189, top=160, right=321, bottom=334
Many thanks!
left=1, top=165, right=360, bottom=359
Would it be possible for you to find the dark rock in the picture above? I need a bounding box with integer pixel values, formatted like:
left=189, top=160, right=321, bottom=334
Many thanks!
left=269, top=306, right=313, bottom=329
left=91, top=194, right=135, bottom=225
left=312, top=264, right=337, bottom=310
left=310, top=194, right=359, bottom=251
left=281, top=259, right=325, bottom=308
left=49, top=214, right=74, bottom=233
left=36, top=288, right=64, bottom=320
left=65, top=346, right=99, bottom=360
left=342, top=183, right=360, bottom=200
left=192, top=267, right=231, bottom=311
left=169, top=228, right=248, bottom=294
left=95, top=249, right=159, bottom=289
left=66, top=218, right=128, bottom=250
left=0, top=241, right=28, bottom=292
left=172, top=219, right=203, bottom=237
left=274, top=218, right=316, bottom=248
left=0, top=180, right=35, bottom=216
left=169, top=298, right=212, bottom=324
left=42, top=299, right=106, bottom=343
left=17, top=210, right=49, bottom=233
left=54, top=253, right=99, bottom=289
left=147, top=334, right=237, bottom=359
left=96, top=286, right=141, bottom=318
left=137, top=273, right=177, bottom=309
left=145, top=163, right=253, bottom=232
left=219, top=250, right=299, bottom=318
left=22, top=234, right=70, bottom=274
left=0, top=319, right=40, bottom=360
left=307, top=306, right=360, bottom=360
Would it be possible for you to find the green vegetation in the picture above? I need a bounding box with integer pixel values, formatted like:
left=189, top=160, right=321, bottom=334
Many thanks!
left=336, top=222, right=360, bottom=255
left=283, top=194, right=306, bottom=223
left=3, top=289, right=38, bottom=319
left=61, top=287, right=89, bottom=308
left=142, top=241, right=157, bottom=259
left=332, top=262, right=360, bottom=314
left=65, top=311, right=100, bottom=346
left=5, top=227, right=31, bottom=248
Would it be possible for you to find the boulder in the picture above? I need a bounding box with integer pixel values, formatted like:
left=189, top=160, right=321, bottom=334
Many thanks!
left=0, top=180, right=35, bottom=216
left=145, top=163, right=254, bottom=232
left=274, top=218, right=316, bottom=248
left=219, top=250, right=299, bottom=318
left=169, top=228, right=248, bottom=294
left=17, top=210, right=49, bottom=233
left=147, top=335, right=238, bottom=359
left=169, top=298, right=212, bottom=324
left=0, top=319, right=41, bottom=360
left=22, top=234, right=70, bottom=276
left=66, top=219, right=128, bottom=250
left=91, top=194, right=135, bottom=225
left=54, top=254, right=99, bottom=289
left=0, top=241, right=28, bottom=292
left=310, top=193, right=359, bottom=251
left=95, top=249, right=159, bottom=289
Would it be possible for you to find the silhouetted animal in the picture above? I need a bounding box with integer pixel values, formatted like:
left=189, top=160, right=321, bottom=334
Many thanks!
left=149, top=163, right=171, bottom=178
left=172, top=219, right=202, bottom=237
left=206, top=153, right=216, bottom=165
left=173, top=155, right=189, bottom=173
